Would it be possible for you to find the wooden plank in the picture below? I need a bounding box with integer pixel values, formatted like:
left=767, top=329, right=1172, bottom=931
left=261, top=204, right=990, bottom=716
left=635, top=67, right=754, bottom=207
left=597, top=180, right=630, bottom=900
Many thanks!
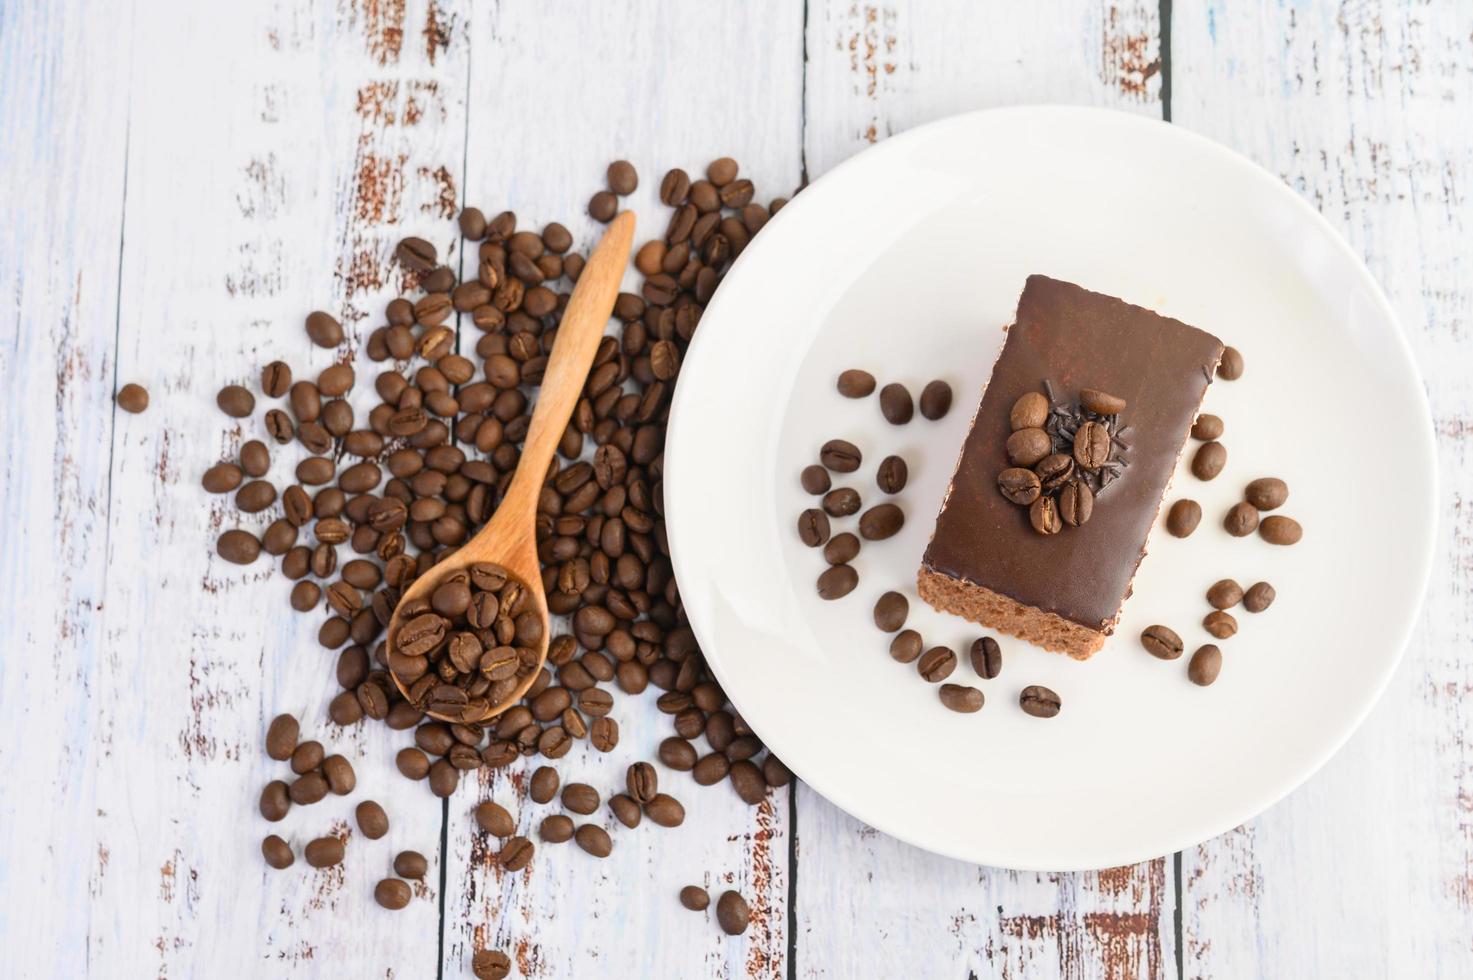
left=1172, top=3, right=1473, bottom=976
left=0, top=3, right=134, bottom=978
left=75, top=0, right=470, bottom=975
left=795, top=2, right=1176, bottom=977
left=441, top=3, right=806, bottom=976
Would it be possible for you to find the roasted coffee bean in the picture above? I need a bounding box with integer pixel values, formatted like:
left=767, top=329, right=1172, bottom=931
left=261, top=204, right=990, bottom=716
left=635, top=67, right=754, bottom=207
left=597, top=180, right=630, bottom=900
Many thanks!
left=396, top=747, right=430, bottom=780
left=588, top=190, right=618, bottom=222
left=816, top=564, right=858, bottom=600
left=1217, top=346, right=1244, bottom=380
left=498, top=836, right=534, bottom=871
left=1204, top=610, right=1238, bottom=639
left=801, top=465, right=831, bottom=495
left=1245, top=477, right=1289, bottom=511
left=797, top=508, right=830, bottom=547
left=562, top=783, right=600, bottom=815
left=1224, top=501, right=1259, bottom=537
left=239, top=440, right=270, bottom=478
left=970, top=636, right=1002, bottom=679
left=459, top=206, right=487, bottom=239
left=356, top=800, right=390, bottom=839
left=1006, top=427, right=1051, bottom=468
left=1019, top=685, right=1061, bottom=718
left=259, top=780, right=290, bottom=821
left=858, top=503, right=903, bottom=540
left=202, top=462, right=244, bottom=493
left=1191, top=414, right=1224, bottom=441
left=889, top=629, right=923, bottom=663
left=917, top=646, right=957, bottom=683
left=261, top=835, right=294, bottom=870
left=217, top=529, right=261, bottom=564
left=644, top=793, right=686, bottom=826
left=289, top=581, right=319, bottom=612
left=590, top=716, right=619, bottom=752
left=680, top=885, right=710, bottom=911
left=375, top=878, right=412, bottom=910
left=290, top=741, right=324, bottom=775
left=692, top=753, right=730, bottom=786
left=873, top=591, right=908, bottom=632
left=1035, top=453, right=1074, bottom=493
left=1079, top=388, right=1127, bottom=415
left=819, top=439, right=861, bottom=473
left=574, top=824, right=613, bottom=858
left=658, top=736, right=697, bottom=771
left=879, top=383, right=913, bottom=424
left=609, top=793, right=642, bottom=829
left=1140, top=625, right=1184, bottom=660
left=1189, top=645, right=1222, bottom=685
left=1057, top=480, right=1094, bottom=527
left=475, top=801, right=516, bottom=837
left=1028, top=496, right=1061, bottom=536
left=395, top=850, right=428, bottom=879
left=1009, top=392, right=1049, bottom=431
left=1243, top=581, right=1276, bottom=613
left=1073, top=421, right=1110, bottom=470
left=322, top=754, right=356, bottom=795
left=716, top=890, right=751, bottom=936
left=305, top=310, right=344, bottom=347
left=837, top=369, right=876, bottom=398
left=919, top=380, right=952, bottom=420
left=1166, top=499, right=1202, bottom=538
left=997, top=467, right=1041, bottom=506
left=304, top=836, right=345, bottom=869
left=117, top=383, right=149, bottom=413
left=472, top=951, right=512, bottom=980
left=1259, top=515, right=1302, bottom=545
left=539, top=814, right=575, bottom=843
left=265, top=713, right=299, bottom=760
left=1192, top=441, right=1226, bottom=481
left=823, top=532, right=860, bottom=565
left=217, top=384, right=255, bottom=418
left=607, top=159, right=639, bottom=195
left=265, top=409, right=293, bottom=443
left=429, top=759, right=460, bottom=797
left=627, top=762, right=659, bottom=804
left=1207, top=579, right=1243, bottom=609
left=822, top=487, right=861, bottom=517
left=939, top=683, right=984, bottom=713
left=763, top=756, right=793, bottom=788
left=235, top=480, right=277, bottom=513
left=528, top=765, right=559, bottom=804
left=876, top=455, right=908, bottom=494
left=659, top=168, right=691, bottom=205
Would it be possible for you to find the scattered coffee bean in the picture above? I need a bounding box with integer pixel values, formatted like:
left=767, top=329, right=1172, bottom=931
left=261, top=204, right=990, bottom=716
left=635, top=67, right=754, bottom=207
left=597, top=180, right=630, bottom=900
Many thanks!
left=858, top=503, right=903, bottom=540
left=1005, top=427, right=1051, bottom=468
left=472, top=949, right=512, bottom=980
left=498, top=836, right=534, bottom=871
left=217, top=529, right=261, bottom=564
left=1079, top=388, right=1127, bottom=415
left=607, top=160, right=639, bottom=195
left=969, top=636, right=1001, bottom=679
left=356, top=800, right=390, bottom=839
left=304, top=836, right=345, bottom=869
left=322, top=755, right=356, bottom=795
left=626, top=762, right=659, bottom=804
left=801, top=465, right=831, bottom=495
left=217, top=384, right=255, bottom=418
left=202, top=462, right=244, bottom=493
left=917, top=646, right=957, bottom=683
left=873, top=592, right=908, bottom=632
left=539, top=814, right=575, bottom=843
left=1206, top=579, right=1243, bottom=609
left=261, top=835, right=294, bottom=870
left=644, top=793, right=686, bottom=827
left=659, top=737, right=697, bottom=771
left=529, top=766, right=559, bottom=804
left=822, top=487, right=861, bottom=517
left=305, top=310, right=344, bottom=347
left=396, top=747, right=430, bottom=780
left=259, top=780, right=290, bottom=821
left=1204, top=610, right=1238, bottom=639
left=817, top=564, right=859, bottom=600
left=729, top=760, right=766, bottom=804
left=394, top=237, right=437, bottom=272
left=1191, top=441, right=1227, bottom=481
left=575, top=824, right=613, bottom=858
left=265, top=713, right=299, bottom=760
left=822, top=532, right=860, bottom=565
left=1217, top=346, right=1244, bottom=380
left=1259, top=515, right=1302, bottom=545
left=1243, top=581, right=1276, bottom=613
left=1245, top=477, right=1289, bottom=511
left=429, top=760, right=459, bottom=797
left=763, top=756, right=792, bottom=787
left=239, top=440, right=270, bottom=477
left=693, top=753, right=730, bottom=786
left=876, top=455, right=908, bottom=494
left=116, top=383, right=149, bottom=413
left=1188, top=645, right=1222, bottom=686
left=939, top=684, right=984, bottom=713
left=1190, top=414, right=1223, bottom=441
left=589, top=717, right=619, bottom=752
left=1140, top=624, right=1184, bottom=660
left=797, top=508, right=831, bottom=547
left=1019, top=685, right=1061, bottom=718
left=1028, top=496, right=1061, bottom=536
left=819, top=439, right=862, bottom=473
left=919, top=380, right=952, bottom=420
left=1009, top=392, right=1049, bottom=431
left=375, top=878, right=412, bottom=910
left=1224, top=501, right=1259, bottom=537
left=475, top=801, right=516, bottom=837
left=716, top=890, right=751, bottom=935
left=889, top=629, right=923, bottom=663
left=659, top=167, right=691, bottom=205
left=1165, top=499, right=1202, bottom=538
left=588, top=190, right=618, bottom=222
left=1057, top=480, right=1094, bottom=527
left=680, top=885, right=710, bottom=911
left=837, top=369, right=876, bottom=398
left=290, top=741, right=324, bottom=775
left=609, top=794, right=641, bottom=829
left=879, top=383, right=913, bottom=424
left=394, top=850, right=428, bottom=880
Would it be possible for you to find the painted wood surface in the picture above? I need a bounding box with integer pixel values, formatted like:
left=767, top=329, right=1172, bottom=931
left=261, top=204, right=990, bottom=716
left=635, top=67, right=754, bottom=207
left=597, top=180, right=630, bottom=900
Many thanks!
left=1, top=0, right=1470, bottom=977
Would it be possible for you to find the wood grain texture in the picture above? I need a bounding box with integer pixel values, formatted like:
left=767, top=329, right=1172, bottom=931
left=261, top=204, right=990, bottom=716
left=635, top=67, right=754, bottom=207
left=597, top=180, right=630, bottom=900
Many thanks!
left=439, top=3, right=805, bottom=975
left=1172, top=3, right=1473, bottom=976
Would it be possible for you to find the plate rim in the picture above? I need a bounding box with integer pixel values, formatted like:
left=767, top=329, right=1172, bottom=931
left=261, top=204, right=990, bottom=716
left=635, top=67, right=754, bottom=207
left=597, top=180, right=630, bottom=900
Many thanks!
left=663, top=104, right=1439, bottom=871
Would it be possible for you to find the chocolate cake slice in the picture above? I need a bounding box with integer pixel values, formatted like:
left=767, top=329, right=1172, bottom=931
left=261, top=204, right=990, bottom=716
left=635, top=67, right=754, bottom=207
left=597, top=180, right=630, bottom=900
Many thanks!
left=917, top=275, right=1223, bottom=659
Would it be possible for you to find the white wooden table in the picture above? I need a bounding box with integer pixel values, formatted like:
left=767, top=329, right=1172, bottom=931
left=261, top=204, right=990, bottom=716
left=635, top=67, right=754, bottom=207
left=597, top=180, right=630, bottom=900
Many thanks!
left=2, top=2, right=1469, bottom=976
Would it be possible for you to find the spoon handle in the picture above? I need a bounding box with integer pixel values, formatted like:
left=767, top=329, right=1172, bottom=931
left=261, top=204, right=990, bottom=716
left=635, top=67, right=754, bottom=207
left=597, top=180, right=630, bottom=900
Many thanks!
left=501, top=211, right=636, bottom=515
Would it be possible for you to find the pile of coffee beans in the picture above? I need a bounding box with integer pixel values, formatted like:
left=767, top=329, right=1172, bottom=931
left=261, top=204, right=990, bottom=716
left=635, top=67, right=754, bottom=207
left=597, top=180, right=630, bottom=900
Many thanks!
left=997, top=384, right=1129, bottom=536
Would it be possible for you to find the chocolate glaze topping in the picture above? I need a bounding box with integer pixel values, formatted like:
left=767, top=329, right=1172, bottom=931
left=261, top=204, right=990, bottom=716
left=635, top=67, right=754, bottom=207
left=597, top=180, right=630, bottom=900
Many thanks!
left=922, top=276, right=1224, bottom=631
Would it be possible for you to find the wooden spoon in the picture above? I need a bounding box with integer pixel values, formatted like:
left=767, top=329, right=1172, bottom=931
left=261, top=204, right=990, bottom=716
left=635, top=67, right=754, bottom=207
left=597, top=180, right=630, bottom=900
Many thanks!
left=387, top=211, right=635, bottom=722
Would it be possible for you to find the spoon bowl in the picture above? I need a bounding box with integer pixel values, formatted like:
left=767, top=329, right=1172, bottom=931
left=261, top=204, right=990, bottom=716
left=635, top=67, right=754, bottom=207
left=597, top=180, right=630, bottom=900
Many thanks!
left=386, top=211, right=636, bottom=722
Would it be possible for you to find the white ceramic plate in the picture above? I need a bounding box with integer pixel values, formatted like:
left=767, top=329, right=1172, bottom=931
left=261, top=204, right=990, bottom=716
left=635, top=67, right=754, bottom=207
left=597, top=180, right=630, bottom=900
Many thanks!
left=663, top=106, right=1436, bottom=871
